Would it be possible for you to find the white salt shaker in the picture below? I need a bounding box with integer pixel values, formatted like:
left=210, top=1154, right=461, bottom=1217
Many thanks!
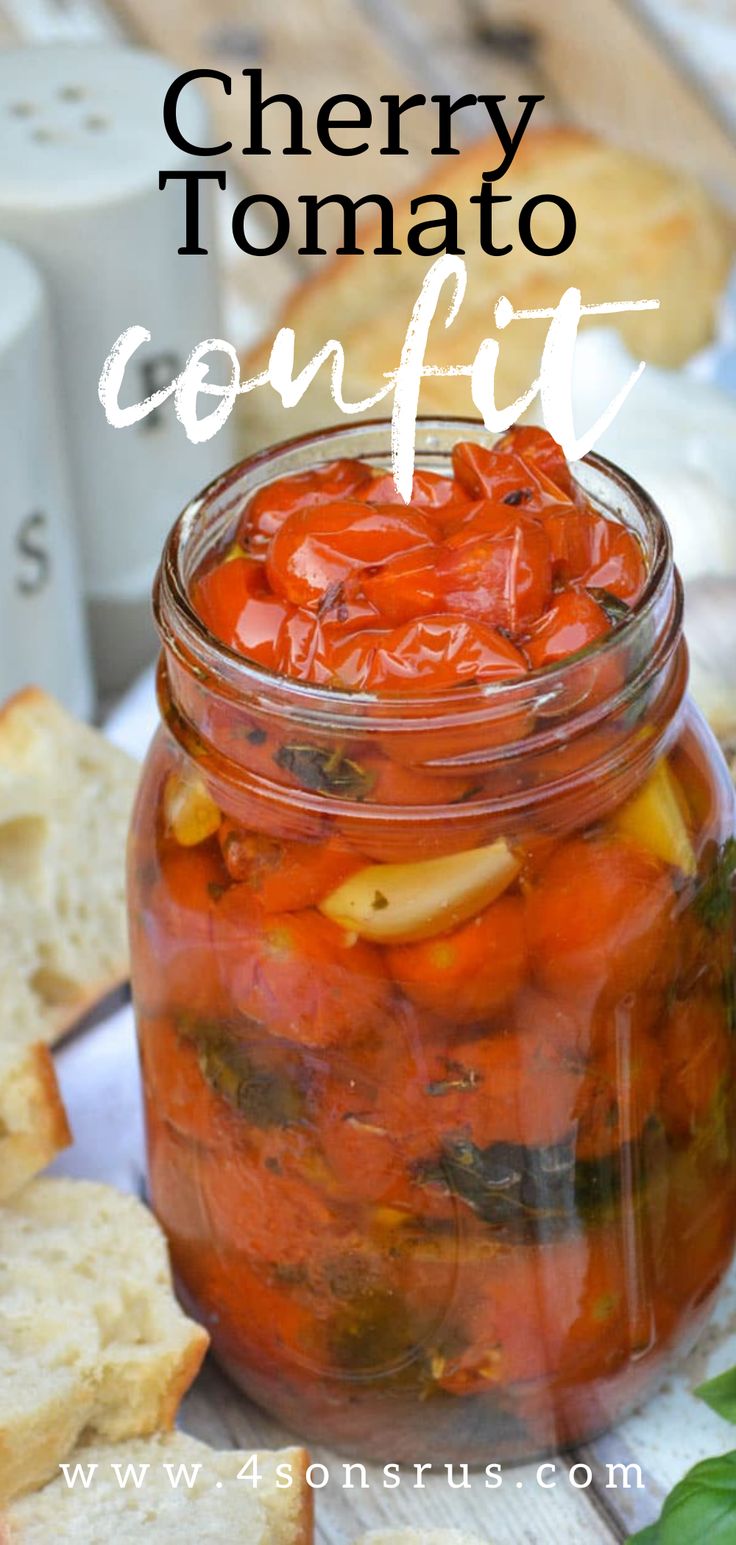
left=0, top=240, right=92, bottom=718
left=0, top=45, right=233, bottom=692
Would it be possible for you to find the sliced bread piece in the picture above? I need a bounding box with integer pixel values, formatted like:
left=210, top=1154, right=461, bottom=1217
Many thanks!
left=0, top=1433, right=312, bottom=1544
left=0, top=1034, right=70, bottom=1201
left=0, top=1178, right=208, bottom=1504
left=0, top=688, right=139, bottom=1043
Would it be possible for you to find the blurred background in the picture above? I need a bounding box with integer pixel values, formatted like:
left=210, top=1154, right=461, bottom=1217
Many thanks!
left=0, top=0, right=735, bottom=755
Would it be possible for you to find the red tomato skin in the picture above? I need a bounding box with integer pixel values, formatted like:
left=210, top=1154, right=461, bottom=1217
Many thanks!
left=494, top=425, right=577, bottom=497
left=358, top=468, right=469, bottom=518
left=215, top=892, right=391, bottom=1047
left=452, top=439, right=575, bottom=513
left=526, top=837, right=674, bottom=1001
left=241, top=459, right=375, bottom=543
left=326, top=614, right=529, bottom=693
left=357, top=549, right=443, bottom=625
left=387, top=895, right=528, bottom=1025
left=438, top=507, right=553, bottom=633
left=192, top=555, right=268, bottom=646
left=523, top=587, right=611, bottom=668
left=266, top=502, right=435, bottom=608
left=544, top=508, right=646, bottom=604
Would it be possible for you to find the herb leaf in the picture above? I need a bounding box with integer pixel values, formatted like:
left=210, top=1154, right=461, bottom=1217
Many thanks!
left=628, top=1451, right=736, bottom=1543
left=695, top=1367, right=736, bottom=1425
left=694, top=839, right=736, bottom=934
left=588, top=587, right=633, bottom=626
left=275, top=743, right=374, bottom=801
left=178, top=1018, right=308, bottom=1127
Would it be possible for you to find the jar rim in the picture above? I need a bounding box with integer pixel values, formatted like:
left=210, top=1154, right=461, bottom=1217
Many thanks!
left=154, top=416, right=679, bottom=739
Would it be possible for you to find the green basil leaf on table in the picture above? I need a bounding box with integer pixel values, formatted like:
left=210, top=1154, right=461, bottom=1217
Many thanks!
left=696, top=1366, right=736, bottom=1425
left=628, top=1451, right=736, bottom=1544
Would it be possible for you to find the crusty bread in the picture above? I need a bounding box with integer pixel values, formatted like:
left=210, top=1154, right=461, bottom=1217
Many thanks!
left=0, top=688, right=139, bottom=1044
left=0, top=1036, right=70, bottom=1202
left=0, top=1178, right=208, bottom=1504
left=0, top=1433, right=312, bottom=1544
left=355, top=1533, right=489, bottom=1544
left=239, top=127, right=732, bottom=454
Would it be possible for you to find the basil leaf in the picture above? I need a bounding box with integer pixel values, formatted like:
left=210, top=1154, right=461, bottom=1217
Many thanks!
left=635, top=1450, right=736, bottom=1543
left=275, top=742, right=374, bottom=801
left=696, top=1367, right=736, bottom=1425
left=627, top=1525, right=660, bottom=1543
left=694, top=838, right=736, bottom=934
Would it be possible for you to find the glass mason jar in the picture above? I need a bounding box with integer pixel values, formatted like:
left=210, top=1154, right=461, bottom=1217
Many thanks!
left=129, top=420, right=736, bottom=1464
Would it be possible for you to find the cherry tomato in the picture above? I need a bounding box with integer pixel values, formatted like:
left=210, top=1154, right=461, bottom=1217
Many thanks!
left=357, top=549, right=443, bottom=625
left=387, top=894, right=527, bottom=1024
left=452, top=439, right=574, bottom=514
left=241, top=458, right=375, bottom=543
left=266, top=501, right=435, bottom=609
left=424, top=1028, right=582, bottom=1150
left=450, top=1227, right=631, bottom=1390
left=438, top=506, right=552, bottom=633
left=659, top=995, right=732, bottom=1137
left=140, top=1013, right=231, bottom=1147
left=523, top=587, right=611, bottom=669
left=575, top=1034, right=663, bottom=1160
left=544, top=507, right=646, bottom=604
left=201, top=1150, right=340, bottom=1270
left=494, top=425, right=577, bottom=498
left=326, top=615, right=529, bottom=693
left=358, top=467, right=469, bottom=517
left=218, top=823, right=361, bottom=911
left=526, top=836, right=674, bottom=1001
left=191, top=554, right=267, bottom=646
left=138, top=842, right=230, bottom=1018
left=216, top=893, right=391, bottom=1047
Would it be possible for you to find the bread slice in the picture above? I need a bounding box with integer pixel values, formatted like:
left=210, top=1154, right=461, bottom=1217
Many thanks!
left=0, top=688, right=139, bottom=1043
left=0, top=1178, right=208, bottom=1504
left=355, top=1533, right=490, bottom=1544
left=0, top=1433, right=312, bottom=1544
left=0, top=1035, right=70, bottom=1202
left=239, top=127, right=732, bottom=455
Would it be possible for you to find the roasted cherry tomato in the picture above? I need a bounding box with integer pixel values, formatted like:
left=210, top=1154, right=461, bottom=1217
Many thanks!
left=358, top=467, right=470, bottom=517
left=387, top=894, right=527, bottom=1024
left=424, top=1028, right=582, bottom=1150
left=438, top=506, right=552, bottom=633
left=357, top=549, right=443, bottom=625
left=138, top=842, right=229, bottom=1018
left=523, top=586, right=611, bottom=669
left=544, top=507, right=646, bottom=604
left=659, top=994, right=732, bottom=1138
left=216, top=892, right=391, bottom=1047
left=326, top=615, right=529, bottom=693
left=526, top=836, right=674, bottom=1001
left=494, top=425, right=577, bottom=497
left=192, top=553, right=267, bottom=646
left=452, top=439, right=574, bottom=514
left=242, top=458, right=375, bottom=543
left=218, top=822, right=361, bottom=911
left=266, top=501, right=436, bottom=609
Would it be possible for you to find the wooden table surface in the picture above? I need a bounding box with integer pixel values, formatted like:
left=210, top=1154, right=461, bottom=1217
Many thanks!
left=5, top=3, right=736, bottom=1540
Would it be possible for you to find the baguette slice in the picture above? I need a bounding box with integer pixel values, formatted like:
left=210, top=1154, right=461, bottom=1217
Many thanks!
left=0, top=1179, right=208, bottom=1504
left=0, top=1035, right=70, bottom=1201
left=0, top=1434, right=312, bottom=1544
left=0, top=688, right=139, bottom=1043
left=355, top=1533, right=490, bottom=1544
